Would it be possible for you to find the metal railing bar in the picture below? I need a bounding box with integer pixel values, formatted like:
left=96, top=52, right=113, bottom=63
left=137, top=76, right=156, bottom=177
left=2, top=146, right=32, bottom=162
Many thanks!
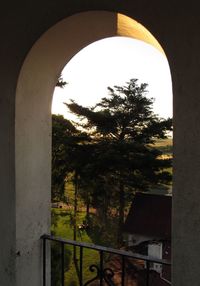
left=146, top=261, right=150, bottom=286
left=80, top=246, right=83, bottom=286
left=121, top=256, right=125, bottom=286
left=99, top=251, right=103, bottom=286
left=61, top=242, right=65, bottom=286
left=43, top=237, right=46, bottom=286
left=41, top=234, right=171, bottom=266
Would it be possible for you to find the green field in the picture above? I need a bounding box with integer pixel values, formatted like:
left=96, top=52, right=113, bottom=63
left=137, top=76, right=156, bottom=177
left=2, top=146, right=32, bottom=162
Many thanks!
left=153, top=138, right=173, bottom=155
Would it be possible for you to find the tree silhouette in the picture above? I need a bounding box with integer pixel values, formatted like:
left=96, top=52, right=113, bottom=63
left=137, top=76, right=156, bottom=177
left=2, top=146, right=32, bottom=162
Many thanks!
left=52, top=114, right=90, bottom=201
left=65, top=79, right=172, bottom=245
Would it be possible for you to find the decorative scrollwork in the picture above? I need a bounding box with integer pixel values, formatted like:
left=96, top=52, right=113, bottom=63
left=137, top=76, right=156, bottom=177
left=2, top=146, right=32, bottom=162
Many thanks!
left=84, top=264, right=100, bottom=286
left=83, top=265, right=116, bottom=286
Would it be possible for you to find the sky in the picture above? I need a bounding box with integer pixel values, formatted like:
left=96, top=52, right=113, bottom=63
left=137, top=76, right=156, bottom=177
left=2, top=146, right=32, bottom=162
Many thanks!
left=51, top=36, right=172, bottom=122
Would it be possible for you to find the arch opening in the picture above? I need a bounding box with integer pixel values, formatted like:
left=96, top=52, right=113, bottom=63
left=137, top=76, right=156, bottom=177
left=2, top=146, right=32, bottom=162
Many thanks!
left=15, top=10, right=172, bottom=284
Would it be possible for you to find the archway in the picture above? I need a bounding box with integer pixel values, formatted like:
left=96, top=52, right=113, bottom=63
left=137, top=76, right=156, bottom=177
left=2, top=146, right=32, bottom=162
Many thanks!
left=15, top=11, right=170, bottom=285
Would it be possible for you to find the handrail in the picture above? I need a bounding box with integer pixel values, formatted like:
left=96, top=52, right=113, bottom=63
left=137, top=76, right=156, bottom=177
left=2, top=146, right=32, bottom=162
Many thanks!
left=41, top=234, right=171, bottom=265
left=41, top=234, right=171, bottom=286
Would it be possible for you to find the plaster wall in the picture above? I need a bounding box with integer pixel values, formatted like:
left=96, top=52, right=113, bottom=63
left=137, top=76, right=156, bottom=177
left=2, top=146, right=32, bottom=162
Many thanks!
left=15, top=12, right=117, bottom=285
left=15, top=11, right=163, bottom=284
left=0, top=1, right=200, bottom=286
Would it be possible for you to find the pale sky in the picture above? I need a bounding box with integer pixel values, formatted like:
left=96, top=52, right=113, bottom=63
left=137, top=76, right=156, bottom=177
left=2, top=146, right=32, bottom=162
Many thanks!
left=51, top=36, right=172, bottom=122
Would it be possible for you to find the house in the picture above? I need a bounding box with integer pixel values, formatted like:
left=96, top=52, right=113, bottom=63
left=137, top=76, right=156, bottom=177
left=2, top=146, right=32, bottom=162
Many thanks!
left=123, top=192, right=171, bottom=284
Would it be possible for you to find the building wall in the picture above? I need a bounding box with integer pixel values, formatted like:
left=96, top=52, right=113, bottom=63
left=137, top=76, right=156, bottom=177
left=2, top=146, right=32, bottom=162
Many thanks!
left=0, top=1, right=200, bottom=285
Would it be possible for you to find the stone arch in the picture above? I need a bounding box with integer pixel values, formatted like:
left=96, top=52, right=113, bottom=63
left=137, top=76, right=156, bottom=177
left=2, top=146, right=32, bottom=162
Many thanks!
left=15, top=10, right=170, bottom=285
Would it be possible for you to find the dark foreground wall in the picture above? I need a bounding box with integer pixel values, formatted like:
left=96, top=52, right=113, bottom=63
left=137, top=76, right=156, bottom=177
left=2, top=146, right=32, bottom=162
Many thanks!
left=0, top=1, right=200, bottom=285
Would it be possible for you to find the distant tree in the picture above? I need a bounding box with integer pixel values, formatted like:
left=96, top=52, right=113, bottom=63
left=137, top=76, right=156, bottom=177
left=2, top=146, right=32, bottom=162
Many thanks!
left=65, top=79, right=172, bottom=245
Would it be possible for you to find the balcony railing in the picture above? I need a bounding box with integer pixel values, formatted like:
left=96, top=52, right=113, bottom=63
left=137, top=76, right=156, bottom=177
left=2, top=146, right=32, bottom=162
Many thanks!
left=41, top=234, right=171, bottom=286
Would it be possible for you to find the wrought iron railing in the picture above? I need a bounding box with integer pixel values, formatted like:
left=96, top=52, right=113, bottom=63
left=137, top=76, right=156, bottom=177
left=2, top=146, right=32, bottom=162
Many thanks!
left=41, top=234, right=171, bottom=286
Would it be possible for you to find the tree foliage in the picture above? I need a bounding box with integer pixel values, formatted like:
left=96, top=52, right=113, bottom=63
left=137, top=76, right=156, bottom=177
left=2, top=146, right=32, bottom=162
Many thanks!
left=52, top=114, right=89, bottom=201
left=52, top=79, right=172, bottom=245
left=65, top=79, right=172, bottom=237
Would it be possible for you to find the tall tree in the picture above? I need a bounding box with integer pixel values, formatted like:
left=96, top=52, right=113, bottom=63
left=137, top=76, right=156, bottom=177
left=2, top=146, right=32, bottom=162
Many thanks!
left=65, top=79, right=172, bottom=245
